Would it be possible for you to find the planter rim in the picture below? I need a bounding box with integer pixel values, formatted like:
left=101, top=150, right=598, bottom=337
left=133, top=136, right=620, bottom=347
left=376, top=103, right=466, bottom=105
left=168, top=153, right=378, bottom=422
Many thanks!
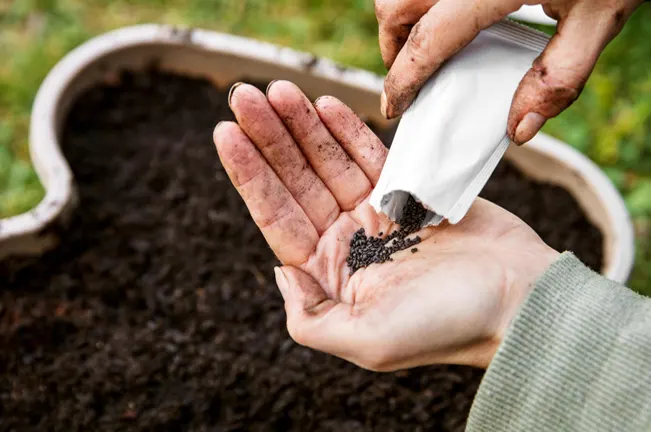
left=522, top=133, right=635, bottom=284
left=2, top=24, right=386, bottom=257
left=1, top=24, right=634, bottom=285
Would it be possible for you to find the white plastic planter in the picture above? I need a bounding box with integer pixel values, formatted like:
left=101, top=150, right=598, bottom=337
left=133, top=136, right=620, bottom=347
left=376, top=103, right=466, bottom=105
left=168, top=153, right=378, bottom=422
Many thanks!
left=0, top=24, right=634, bottom=284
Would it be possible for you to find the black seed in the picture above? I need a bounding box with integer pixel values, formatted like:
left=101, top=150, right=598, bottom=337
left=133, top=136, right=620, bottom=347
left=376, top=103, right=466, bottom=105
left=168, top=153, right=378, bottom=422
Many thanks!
left=347, top=196, right=426, bottom=274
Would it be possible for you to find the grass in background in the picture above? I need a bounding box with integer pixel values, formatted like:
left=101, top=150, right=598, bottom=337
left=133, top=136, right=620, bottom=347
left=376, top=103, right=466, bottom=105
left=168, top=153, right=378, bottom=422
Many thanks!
left=0, top=0, right=650, bottom=292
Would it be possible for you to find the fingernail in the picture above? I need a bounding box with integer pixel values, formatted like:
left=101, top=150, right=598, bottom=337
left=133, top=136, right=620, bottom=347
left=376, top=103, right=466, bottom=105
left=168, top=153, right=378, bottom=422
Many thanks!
left=514, top=112, right=546, bottom=145
left=380, top=91, right=388, bottom=118
left=266, top=79, right=279, bottom=97
left=314, top=95, right=327, bottom=106
left=213, top=121, right=224, bottom=136
left=213, top=121, right=228, bottom=144
left=228, top=82, right=244, bottom=109
left=274, top=267, right=290, bottom=302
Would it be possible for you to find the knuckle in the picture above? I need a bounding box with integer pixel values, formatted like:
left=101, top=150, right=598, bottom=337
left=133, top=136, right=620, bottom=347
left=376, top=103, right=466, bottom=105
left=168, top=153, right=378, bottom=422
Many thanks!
left=517, top=61, right=585, bottom=118
left=375, top=0, right=397, bottom=22
left=375, top=0, right=410, bottom=25
left=536, top=65, right=585, bottom=100
left=406, top=21, right=431, bottom=61
left=374, top=0, right=391, bottom=20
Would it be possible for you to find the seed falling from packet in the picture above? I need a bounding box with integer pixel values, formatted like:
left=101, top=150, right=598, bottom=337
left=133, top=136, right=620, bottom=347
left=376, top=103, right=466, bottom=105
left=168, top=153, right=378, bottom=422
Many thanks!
left=370, top=19, right=550, bottom=227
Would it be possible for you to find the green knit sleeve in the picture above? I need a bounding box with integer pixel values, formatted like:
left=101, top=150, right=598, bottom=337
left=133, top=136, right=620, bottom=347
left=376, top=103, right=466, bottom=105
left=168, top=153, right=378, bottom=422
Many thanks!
left=466, top=252, right=651, bottom=432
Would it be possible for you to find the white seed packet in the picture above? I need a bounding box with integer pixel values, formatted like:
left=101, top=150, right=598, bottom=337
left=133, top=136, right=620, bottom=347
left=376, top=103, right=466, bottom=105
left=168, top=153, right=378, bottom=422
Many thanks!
left=370, top=19, right=550, bottom=226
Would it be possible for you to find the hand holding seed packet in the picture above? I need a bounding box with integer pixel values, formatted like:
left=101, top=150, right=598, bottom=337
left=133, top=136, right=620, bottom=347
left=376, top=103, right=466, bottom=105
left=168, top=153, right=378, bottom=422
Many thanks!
left=370, top=20, right=549, bottom=227
left=376, top=0, right=643, bottom=142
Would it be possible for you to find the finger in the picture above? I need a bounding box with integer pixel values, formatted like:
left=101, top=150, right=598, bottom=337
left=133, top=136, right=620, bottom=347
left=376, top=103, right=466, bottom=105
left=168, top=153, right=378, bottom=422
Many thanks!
left=314, top=96, right=388, bottom=186
left=382, top=0, right=522, bottom=119
left=508, top=9, right=631, bottom=144
left=375, top=0, right=435, bottom=69
left=267, top=81, right=373, bottom=211
left=228, top=83, right=340, bottom=234
left=379, top=23, right=412, bottom=70
left=214, top=122, right=318, bottom=265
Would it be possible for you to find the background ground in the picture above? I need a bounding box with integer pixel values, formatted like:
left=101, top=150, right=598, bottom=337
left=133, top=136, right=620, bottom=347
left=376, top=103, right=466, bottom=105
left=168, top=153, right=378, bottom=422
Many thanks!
left=1, top=0, right=649, bottom=292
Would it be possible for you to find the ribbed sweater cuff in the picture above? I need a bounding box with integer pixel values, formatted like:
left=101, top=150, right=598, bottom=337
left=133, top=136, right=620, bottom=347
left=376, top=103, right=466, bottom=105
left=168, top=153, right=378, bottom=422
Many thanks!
left=466, top=252, right=651, bottom=432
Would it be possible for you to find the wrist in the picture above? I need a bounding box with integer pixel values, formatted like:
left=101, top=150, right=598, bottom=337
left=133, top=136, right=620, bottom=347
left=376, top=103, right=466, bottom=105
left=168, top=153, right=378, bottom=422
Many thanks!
left=483, top=244, right=560, bottom=369
left=431, top=244, right=560, bottom=370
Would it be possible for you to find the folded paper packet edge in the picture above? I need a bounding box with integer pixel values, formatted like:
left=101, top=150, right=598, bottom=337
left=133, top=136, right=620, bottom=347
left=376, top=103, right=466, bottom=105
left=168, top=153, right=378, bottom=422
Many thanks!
left=488, top=18, right=550, bottom=51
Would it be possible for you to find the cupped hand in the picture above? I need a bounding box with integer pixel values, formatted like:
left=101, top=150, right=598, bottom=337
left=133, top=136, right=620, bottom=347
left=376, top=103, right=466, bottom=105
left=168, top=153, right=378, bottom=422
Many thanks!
left=376, top=0, right=645, bottom=143
left=213, top=81, right=558, bottom=371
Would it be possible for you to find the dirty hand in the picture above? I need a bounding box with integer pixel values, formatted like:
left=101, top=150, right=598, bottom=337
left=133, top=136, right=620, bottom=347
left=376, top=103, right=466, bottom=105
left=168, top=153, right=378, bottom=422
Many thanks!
left=214, top=81, right=558, bottom=371
left=376, top=0, right=644, bottom=144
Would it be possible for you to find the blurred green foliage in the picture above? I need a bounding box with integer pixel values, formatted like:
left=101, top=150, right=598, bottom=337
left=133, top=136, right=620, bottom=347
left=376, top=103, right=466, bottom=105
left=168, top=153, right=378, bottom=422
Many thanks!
left=0, top=0, right=649, bottom=292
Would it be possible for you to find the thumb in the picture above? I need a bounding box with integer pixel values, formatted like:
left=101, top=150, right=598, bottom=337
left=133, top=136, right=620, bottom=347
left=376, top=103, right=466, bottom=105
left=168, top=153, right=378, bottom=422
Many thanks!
left=274, top=266, right=349, bottom=348
left=274, top=265, right=334, bottom=317
left=508, top=10, right=627, bottom=144
left=274, top=266, right=369, bottom=364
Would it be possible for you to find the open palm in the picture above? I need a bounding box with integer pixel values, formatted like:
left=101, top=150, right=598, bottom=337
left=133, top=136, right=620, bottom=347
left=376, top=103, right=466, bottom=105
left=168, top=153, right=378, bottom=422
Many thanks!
left=214, top=81, right=558, bottom=371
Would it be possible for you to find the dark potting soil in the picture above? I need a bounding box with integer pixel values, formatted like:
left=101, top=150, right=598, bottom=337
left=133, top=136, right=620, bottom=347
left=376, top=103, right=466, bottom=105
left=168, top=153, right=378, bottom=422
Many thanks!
left=480, top=163, right=603, bottom=271
left=0, top=71, right=602, bottom=432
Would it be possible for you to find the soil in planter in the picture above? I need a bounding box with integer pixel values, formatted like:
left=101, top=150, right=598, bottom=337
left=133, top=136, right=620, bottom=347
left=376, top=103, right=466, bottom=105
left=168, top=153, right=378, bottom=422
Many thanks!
left=0, top=70, right=602, bottom=432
